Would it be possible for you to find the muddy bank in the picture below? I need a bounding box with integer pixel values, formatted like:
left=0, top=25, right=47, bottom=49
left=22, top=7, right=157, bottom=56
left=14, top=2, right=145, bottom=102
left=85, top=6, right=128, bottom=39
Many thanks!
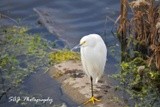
left=48, top=60, right=125, bottom=107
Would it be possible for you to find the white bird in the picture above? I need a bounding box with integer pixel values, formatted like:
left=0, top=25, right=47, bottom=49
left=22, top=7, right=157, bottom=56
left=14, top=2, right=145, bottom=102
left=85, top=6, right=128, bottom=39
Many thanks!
left=79, top=34, right=107, bottom=104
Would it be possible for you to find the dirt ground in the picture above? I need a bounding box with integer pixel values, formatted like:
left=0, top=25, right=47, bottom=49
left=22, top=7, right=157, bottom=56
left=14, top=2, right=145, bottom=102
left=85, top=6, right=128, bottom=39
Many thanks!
left=48, top=60, right=126, bottom=107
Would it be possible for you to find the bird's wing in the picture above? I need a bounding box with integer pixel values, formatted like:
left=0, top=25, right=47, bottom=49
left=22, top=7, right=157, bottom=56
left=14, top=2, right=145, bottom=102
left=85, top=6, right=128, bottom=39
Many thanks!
left=82, top=43, right=107, bottom=83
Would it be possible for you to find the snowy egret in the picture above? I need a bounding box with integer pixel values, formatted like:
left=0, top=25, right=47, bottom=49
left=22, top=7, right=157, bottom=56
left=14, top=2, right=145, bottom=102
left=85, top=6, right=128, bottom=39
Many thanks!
left=79, top=34, right=107, bottom=104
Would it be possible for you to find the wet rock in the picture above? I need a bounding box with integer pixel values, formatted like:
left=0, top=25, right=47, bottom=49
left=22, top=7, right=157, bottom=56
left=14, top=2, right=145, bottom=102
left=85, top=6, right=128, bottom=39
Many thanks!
left=49, top=60, right=125, bottom=107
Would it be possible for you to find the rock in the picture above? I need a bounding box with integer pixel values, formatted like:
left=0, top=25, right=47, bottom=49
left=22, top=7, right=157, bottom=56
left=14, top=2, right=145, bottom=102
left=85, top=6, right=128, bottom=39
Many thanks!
left=48, top=60, right=125, bottom=107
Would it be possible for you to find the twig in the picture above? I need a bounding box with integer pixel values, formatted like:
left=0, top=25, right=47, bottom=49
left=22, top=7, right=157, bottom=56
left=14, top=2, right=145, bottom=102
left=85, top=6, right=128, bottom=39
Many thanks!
left=0, top=87, right=11, bottom=100
left=0, top=13, right=19, bottom=25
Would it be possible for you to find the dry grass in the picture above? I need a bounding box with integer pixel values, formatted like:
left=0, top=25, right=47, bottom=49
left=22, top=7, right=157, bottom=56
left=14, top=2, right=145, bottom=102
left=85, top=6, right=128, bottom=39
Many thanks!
left=117, top=0, right=128, bottom=57
left=117, top=0, right=160, bottom=71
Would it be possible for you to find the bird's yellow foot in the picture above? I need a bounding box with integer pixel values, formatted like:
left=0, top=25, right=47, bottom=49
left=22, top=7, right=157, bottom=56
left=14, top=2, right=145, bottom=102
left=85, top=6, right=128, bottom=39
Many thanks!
left=84, top=96, right=100, bottom=104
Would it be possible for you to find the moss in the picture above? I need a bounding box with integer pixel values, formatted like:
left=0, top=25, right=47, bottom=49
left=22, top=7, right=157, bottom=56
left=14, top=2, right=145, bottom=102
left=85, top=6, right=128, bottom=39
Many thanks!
left=49, top=50, right=80, bottom=64
left=5, top=26, right=28, bottom=34
left=113, top=55, right=160, bottom=106
left=0, top=26, right=50, bottom=90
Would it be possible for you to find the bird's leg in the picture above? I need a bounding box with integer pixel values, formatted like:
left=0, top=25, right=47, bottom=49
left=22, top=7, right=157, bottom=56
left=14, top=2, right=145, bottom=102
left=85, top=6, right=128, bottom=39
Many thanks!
left=84, top=77, right=100, bottom=105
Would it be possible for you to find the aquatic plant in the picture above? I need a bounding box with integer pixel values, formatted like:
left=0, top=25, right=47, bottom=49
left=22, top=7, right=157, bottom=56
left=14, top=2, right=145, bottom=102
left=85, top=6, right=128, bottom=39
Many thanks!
left=113, top=56, right=160, bottom=106
left=114, top=0, right=160, bottom=106
left=118, top=0, right=160, bottom=70
left=0, top=26, right=50, bottom=101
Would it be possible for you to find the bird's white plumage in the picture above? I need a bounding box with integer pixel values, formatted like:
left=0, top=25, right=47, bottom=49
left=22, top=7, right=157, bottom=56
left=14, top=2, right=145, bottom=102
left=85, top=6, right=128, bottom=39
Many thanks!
left=80, top=34, right=107, bottom=83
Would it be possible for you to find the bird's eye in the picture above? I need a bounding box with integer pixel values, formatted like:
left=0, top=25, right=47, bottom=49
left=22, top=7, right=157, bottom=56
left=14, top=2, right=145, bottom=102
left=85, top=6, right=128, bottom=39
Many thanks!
left=80, top=41, right=86, bottom=46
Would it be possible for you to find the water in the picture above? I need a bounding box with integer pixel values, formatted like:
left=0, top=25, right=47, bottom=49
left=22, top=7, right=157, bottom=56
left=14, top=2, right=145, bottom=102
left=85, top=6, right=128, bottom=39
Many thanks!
left=0, top=0, right=120, bottom=106
left=0, top=0, right=120, bottom=46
